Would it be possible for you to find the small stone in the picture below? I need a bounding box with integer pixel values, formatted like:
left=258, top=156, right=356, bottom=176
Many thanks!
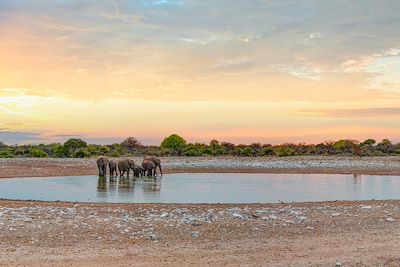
left=148, top=233, right=158, bottom=241
left=190, top=231, right=200, bottom=238
left=361, top=206, right=372, bottom=210
left=335, top=262, right=343, bottom=266
left=331, top=213, right=341, bottom=217
left=386, top=217, right=396, bottom=223
left=306, top=226, right=314, bottom=230
left=232, top=213, right=244, bottom=220
left=160, top=212, right=169, bottom=218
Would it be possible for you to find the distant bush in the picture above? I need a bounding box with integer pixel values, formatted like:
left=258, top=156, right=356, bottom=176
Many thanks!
left=0, top=149, right=14, bottom=158
left=0, top=135, right=399, bottom=158
left=74, top=149, right=90, bottom=158
left=274, top=146, right=295, bottom=157
left=30, top=149, right=48, bottom=158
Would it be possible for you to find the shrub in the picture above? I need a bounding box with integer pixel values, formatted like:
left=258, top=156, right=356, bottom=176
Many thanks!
left=74, top=149, right=90, bottom=158
left=30, top=149, right=48, bottom=158
left=0, top=149, right=14, bottom=158
left=274, top=146, right=295, bottom=157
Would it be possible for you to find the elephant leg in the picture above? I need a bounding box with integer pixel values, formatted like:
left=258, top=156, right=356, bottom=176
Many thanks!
left=127, top=169, right=130, bottom=179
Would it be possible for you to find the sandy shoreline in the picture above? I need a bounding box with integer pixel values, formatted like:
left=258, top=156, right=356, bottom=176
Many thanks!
left=1, top=156, right=400, bottom=178
left=1, top=157, right=400, bottom=266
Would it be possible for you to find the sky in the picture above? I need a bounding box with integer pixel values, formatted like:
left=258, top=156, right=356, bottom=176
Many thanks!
left=1, top=0, right=400, bottom=145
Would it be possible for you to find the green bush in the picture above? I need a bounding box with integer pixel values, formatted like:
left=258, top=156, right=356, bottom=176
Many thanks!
left=74, top=149, right=90, bottom=158
left=0, top=149, right=14, bottom=158
left=274, top=146, right=295, bottom=157
left=262, top=146, right=274, bottom=156
left=30, top=149, right=48, bottom=158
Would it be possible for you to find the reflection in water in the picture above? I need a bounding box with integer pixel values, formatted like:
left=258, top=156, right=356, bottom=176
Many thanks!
left=143, top=179, right=161, bottom=193
left=96, top=177, right=161, bottom=198
left=353, top=174, right=362, bottom=184
left=97, top=177, right=107, bottom=192
left=3, top=173, right=400, bottom=203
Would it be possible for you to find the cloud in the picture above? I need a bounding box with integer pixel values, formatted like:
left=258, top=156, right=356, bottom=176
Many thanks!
left=298, top=108, right=400, bottom=118
left=279, top=65, right=322, bottom=81
left=0, top=131, right=45, bottom=144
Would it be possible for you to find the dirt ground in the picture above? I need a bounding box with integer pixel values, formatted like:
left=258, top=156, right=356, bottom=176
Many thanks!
left=0, top=157, right=400, bottom=266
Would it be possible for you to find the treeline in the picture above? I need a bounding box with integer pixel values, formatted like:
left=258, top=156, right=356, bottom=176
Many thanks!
left=0, top=134, right=399, bottom=158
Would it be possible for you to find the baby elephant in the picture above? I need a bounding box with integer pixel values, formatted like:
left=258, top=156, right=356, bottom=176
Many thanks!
left=109, top=160, right=117, bottom=177
left=96, top=156, right=109, bottom=177
left=118, top=159, right=135, bottom=178
left=133, top=166, right=144, bottom=178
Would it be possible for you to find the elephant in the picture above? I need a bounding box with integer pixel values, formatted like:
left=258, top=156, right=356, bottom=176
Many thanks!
left=144, top=156, right=162, bottom=176
left=118, top=159, right=135, bottom=178
left=133, top=166, right=145, bottom=178
left=109, top=160, right=118, bottom=177
left=142, top=159, right=156, bottom=177
left=96, top=156, right=109, bottom=177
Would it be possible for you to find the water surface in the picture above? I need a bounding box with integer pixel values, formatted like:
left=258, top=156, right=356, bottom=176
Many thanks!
left=0, top=173, right=399, bottom=203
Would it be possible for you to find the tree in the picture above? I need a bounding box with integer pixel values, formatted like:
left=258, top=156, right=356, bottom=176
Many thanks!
left=121, top=137, right=143, bottom=153
left=160, top=134, right=187, bottom=156
left=363, top=139, right=376, bottom=146
left=63, top=138, right=87, bottom=157
left=377, top=139, right=395, bottom=154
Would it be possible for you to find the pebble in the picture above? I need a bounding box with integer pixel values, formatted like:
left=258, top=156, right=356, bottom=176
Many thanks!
left=148, top=233, right=158, bottom=241
left=361, top=206, right=372, bottom=210
left=386, top=217, right=396, bottom=223
left=335, top=262, right=343, bottom=266
left=232, top=213, right=244, bottom=220
left=331, top=213, right=341, bottom=217
left=190, top=231, right=200, bottom=238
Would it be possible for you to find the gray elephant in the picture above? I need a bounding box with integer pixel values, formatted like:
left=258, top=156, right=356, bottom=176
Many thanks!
left=96, top=156, right=109, bottom=177
left=142, top=159, right=156, bottom=177
left=144, top=156, right=162, bottom=176
left=118, top=159, right=135, bottom=178
left=133, top=166, right=144, bottom=178
left=109, top=160, right=117, bottom=177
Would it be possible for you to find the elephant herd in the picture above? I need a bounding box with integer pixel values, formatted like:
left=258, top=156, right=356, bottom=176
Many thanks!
left=96, top=156, right=162, bottom=178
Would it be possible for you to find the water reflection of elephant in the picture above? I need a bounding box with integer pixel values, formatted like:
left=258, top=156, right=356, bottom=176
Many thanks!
left=143, top=179, right=161, bottom=193
left=353, top=174, right=362, bottom=184
left=118, top=179, right=135, bottom=193
left=97, top=176, right=108, bottom=192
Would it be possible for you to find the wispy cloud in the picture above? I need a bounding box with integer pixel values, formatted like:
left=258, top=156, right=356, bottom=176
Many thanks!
left=298, top=108, right=400, bottom=118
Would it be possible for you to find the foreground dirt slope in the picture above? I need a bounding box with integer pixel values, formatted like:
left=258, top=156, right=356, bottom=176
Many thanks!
left=1, top=156, right=400, bottom=178
left=0, top=200, right=400, bottom=266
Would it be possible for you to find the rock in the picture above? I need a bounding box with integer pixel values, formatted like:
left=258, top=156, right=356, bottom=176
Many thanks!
left=331, top=213, right=341, bottom=217
left=148, top=233, right=158, bottom=241
left=335, top=262, right=343, bottom=266
left=386, top=217, right=396, bottom=223
left=283, top=219, right=295, bottom=224
left=305, top=226, right=314, bottom=230
left=361, top=206, right=372, bottom=210
left=232, top=213, right=244, bottom=220
left=190, top=231, right=200, bottom=238
left=160, top=212, right=169, bottom=219
left=295, top=216, right=307, bottom=223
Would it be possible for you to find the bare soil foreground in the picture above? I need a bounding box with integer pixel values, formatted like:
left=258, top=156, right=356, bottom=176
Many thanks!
left=1, top=157, right=400, bottom=266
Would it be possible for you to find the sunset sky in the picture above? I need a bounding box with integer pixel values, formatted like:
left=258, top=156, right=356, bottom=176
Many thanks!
left=1, top=0, right=400, bottom=145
